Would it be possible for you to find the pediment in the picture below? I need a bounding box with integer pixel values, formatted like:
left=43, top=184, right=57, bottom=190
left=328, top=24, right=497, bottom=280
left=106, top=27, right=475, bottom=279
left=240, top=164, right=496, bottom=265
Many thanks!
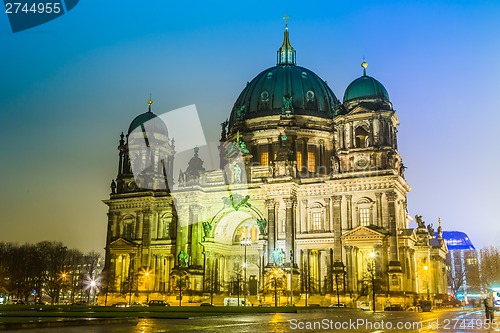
left=109, top=238, right=138, bottom=250
left=398, top=228, right=419, bottom=243
left=341, top=226, right=387, bottom=240
left=348, top=105, right=373, bottom=115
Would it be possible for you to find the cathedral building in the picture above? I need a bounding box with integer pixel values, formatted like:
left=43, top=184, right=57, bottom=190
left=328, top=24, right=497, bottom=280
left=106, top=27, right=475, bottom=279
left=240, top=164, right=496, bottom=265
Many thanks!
left=101, top=24, right=447, bottom=308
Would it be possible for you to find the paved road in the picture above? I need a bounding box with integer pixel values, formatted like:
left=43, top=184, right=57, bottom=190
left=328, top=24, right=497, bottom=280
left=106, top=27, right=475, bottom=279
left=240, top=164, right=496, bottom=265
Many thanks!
left=2, top=308, right=498, bottom=333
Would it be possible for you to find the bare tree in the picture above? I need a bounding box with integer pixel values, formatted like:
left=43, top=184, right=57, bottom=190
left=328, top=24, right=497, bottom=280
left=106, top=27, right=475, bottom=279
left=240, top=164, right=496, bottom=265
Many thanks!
left=204, top=262, right=221, bottom=305
left=447, top=269, right=464, bottom=299
left=480, top=246, right=500, bottom=290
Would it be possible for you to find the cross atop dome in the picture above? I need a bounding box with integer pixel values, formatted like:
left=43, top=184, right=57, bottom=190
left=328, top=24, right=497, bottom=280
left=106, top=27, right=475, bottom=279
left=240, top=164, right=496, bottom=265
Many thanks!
left=148, top=94, right=153, bottom=113
left=277, top=15, right=296, bottom=66
left=361, top=59, right=368, bottom=76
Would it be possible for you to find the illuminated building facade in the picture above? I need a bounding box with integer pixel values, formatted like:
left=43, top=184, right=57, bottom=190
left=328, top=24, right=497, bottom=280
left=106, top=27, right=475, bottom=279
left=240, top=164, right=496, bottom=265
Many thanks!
left=101, top=25, right=447, bottom=307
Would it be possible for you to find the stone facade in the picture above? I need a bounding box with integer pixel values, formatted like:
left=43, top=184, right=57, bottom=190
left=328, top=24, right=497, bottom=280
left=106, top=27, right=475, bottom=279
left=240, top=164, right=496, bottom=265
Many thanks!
left=101, top=28, right=447, bottom=307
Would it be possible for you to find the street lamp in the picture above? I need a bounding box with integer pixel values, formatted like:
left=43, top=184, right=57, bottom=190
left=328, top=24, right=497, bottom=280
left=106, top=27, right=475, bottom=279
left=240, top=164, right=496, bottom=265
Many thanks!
left=369, top=252, right=376, bottom=313
left=333, top=261, right=345, bottom=307
left=60, top=272, right=68, bottom=303
left=144, top=270, right=150, bottom=303
left=90, top=279, right=97, bottom=305
left=424, top=265, right=430, bottom=300
left=240, top=236, right=251, bottom=302
left=272, top=267, right=281, bottom=307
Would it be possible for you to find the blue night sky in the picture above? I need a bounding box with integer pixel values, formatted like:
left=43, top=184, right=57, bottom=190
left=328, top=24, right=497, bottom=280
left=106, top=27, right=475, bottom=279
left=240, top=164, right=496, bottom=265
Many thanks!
left=0, top=0, right=499, bottom=253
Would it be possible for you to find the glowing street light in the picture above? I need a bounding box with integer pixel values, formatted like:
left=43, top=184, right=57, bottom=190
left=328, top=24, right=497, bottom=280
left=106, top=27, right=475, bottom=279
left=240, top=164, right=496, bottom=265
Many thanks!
left=90, top=279, right=97, bottom=305
left=144, top=270, right=151, bottom=303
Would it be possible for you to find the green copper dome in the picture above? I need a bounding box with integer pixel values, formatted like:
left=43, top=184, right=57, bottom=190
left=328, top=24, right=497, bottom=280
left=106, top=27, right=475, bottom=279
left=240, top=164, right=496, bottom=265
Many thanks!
left=229, top=28, right=339, bottom=126
left=343, top=61, right=390, bottom=105
left=343, top=75, right=389, bottom=103
left=128, top=100, right=168, bottom=136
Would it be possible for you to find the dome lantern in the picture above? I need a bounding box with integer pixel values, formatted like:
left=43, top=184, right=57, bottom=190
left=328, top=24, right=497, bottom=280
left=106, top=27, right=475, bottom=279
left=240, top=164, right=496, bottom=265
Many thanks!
left=277, top=15, right=296, bottom=66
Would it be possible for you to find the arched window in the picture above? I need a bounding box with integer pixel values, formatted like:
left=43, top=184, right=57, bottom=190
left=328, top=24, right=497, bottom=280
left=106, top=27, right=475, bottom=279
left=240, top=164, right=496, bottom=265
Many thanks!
left=355, top=126, right=370, bottom=148
left=356, top=198, right=374, bottom=227
left=122, top=215, right=135, bottom=239
left=160, top=214, right=173, bottom=239
left=309, top=202, right=325, bottom=232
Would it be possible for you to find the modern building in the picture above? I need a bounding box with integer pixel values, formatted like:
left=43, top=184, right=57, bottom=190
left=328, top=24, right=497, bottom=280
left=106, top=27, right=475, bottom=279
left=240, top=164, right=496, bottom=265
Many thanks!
left=441, top=230, right=481, bottom=305
left=101, top=24, right=447, bottom=307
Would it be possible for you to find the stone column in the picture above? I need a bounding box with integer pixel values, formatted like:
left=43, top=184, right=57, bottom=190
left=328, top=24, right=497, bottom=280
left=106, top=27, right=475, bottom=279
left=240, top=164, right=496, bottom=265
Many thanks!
left=268, top=138, right=274, bottom=162
left=301, top=200, right=307, bottom=233
left=373, top=117, right=380, bottom=146
left=109, top=253, right=117, bottom=291
left=266, top=199, right=276, bottom=264
left=339, top=123, right=345, bottom=149
left=317, top=251, right=322, bottom=294
left=332, top=195, right=343, bottom=261
left=386, top=191, right=399, bottom=263
left=347, top=123, right=353, bottom=149
left=375, top=192, right=383, bottom=227
left=345, top=195, right=353, bottom=229
left=142, top=210, right=151, bottom=247
left=175, top=207, right=189, bottom=264
left=302, top=138, right=309, bottom=172
left=157, top=213, right=163, bottom=239
left=190, top=205, right=202, bottom=267
left=135, top=212, right=142, bottom=240
left=325, top=197, right=331, bottom=232
left=109, top=212, right=117, bottom=238
left=284, top=198, right=296, bottom=263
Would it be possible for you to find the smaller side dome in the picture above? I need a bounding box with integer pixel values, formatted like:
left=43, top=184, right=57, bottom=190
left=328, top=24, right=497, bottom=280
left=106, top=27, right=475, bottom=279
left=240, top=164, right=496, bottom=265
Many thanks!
left=343, top=61, right=392, bottom=110
left=128, top=100, right=168, bottom=136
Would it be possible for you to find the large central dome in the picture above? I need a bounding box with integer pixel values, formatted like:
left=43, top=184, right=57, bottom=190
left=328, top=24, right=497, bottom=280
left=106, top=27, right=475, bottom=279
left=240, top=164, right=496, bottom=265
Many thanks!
left=228, top=28, right=339, bottom=126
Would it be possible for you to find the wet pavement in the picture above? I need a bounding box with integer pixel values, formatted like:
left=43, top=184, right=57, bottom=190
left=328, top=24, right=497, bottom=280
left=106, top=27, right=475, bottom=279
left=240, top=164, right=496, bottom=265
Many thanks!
left=1, top=309, right=498, bottom=333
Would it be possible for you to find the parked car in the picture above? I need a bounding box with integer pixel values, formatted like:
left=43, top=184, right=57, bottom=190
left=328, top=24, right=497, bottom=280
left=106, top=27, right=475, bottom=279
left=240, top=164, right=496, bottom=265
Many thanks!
left=384, top=304, right=405, bottom=311
left=130, top=301, right=146, bottom=307
left=200, top=303, right=214, bottom=306
left=420, top=300, right=432, bottom=312
left=113, top=302, right=129, bottom=308
left=148, top=300, right=169, bottom=306
left=258, top=303, right=271, bottom=307
left=329, top=303, right=346, bottom=308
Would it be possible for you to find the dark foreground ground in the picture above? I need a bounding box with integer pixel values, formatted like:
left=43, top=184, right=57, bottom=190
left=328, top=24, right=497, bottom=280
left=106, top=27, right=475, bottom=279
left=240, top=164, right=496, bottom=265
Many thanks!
left=0, top=305, right=498, bottom=333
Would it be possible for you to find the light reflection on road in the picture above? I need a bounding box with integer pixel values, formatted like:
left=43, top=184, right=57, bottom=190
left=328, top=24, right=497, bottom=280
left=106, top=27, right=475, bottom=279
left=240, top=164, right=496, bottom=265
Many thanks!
left=2, top=309, right=498, bottom=333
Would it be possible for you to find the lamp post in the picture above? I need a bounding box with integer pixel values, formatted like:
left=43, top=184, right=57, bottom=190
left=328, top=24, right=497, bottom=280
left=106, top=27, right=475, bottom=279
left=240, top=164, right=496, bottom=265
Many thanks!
left=90, top=279, right=96, bottom=305
left=424, top=265, right=430, bottom=300
left=60, top=272, right=68, bottom=304
left=272, top=267, right=281, bottom=307
left=240, top=237, right=251, bottom=302
left=144, top=270, right=150, bottom=303
left=333, top=261, right=345, bottom=307
left=369, top=252, right=376, bottom=313
left=290, top=250, right=294, bottom=306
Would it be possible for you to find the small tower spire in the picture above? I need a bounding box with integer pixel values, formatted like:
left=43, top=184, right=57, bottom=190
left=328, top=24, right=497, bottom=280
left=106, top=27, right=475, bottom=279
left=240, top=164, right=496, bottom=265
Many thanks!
left=148, top=94, right=153, bottom=113
left=277, top=15, right=296, bottom=66
left=361, top=59, right=368, bottom=76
